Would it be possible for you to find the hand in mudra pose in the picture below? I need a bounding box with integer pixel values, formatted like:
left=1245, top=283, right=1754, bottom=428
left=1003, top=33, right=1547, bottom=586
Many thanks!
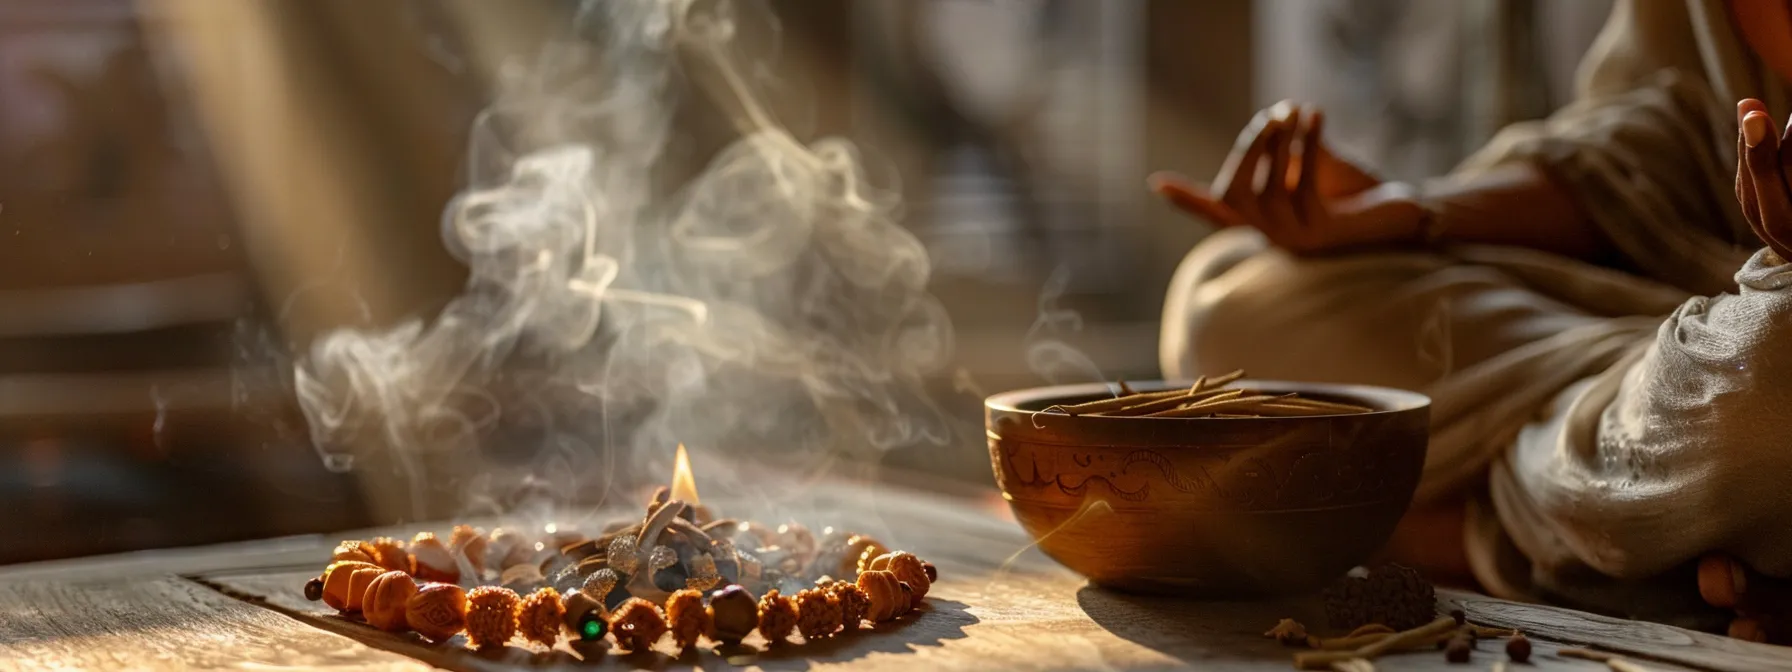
left=1148, top=101, right=1430, bottom=255
left=1735, top=98, right=1792, bottom=263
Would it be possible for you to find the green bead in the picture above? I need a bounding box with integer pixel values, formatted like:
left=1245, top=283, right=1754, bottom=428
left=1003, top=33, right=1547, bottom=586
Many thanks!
left=580, top=615, right=606, bottom=641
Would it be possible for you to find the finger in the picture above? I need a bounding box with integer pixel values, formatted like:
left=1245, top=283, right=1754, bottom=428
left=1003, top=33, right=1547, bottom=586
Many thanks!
left=1739, top=123, right=1763, bottom=232
left=1742, top=110, right=1792, bottom=259
left=1219, top=120, right=1282, bottom=225
left=1212, top=108, right=1279, bottom=199
left=1258, top=114, right=1303, bottom=232
left=1296, top=109, right=1327, bottom=225
left=1148, top=173, right=1248, bottom=227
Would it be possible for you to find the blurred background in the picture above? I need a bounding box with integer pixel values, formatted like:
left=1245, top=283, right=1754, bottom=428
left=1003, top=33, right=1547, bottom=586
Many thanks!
left=0, top=0, right=1611, bottom=565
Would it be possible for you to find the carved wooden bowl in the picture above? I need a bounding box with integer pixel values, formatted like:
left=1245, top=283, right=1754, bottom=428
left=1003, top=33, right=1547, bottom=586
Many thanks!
left=985, top=380, right=1429, bottom=597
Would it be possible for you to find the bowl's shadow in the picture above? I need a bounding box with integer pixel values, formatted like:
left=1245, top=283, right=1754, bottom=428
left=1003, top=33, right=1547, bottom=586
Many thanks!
left=1074, top=584, right=1326, bottom=667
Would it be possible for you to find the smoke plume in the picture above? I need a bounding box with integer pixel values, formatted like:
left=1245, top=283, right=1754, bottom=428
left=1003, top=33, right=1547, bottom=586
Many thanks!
left=292, top=0, right=954, bottom=518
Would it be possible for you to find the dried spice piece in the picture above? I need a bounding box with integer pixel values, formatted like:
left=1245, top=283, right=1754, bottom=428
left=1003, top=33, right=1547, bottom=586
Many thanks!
left=795, top=587, right=843, bottom=639
left=609, top=598, right=668, bottom=652
left=665, top=589, right=713, bottom=650
left=1505, top=633, right=1531, bottom=663
left=827, top=581, right=870, bottom=633
left=516, top=587, right=565, bottom=647
left=465, top=586, right=521, bottom=649
left=757, top=589, right=799, bottom=645
left=368, top=537, right=414, bottom=574
left=1293, top=617, right=1458, bottom=670
left=407, top=583, right=468, bottom=643
left=1263, top=618, right=1309, bottom=647
left=686, top=553, right=722, bottom=591
left=363, top=571, right=418, bottom=632
left=1321, top=564, right=1436, bottom=631
left=409, top=532, right=460, bottom=584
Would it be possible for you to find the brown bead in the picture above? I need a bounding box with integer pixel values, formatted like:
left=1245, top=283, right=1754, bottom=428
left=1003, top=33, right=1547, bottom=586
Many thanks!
left=1444, top=634, right=1473, bottom=663
left=855, top=569, right=904, bottom=622
left=757, top=589, right=799, bottom=644
left=303, top=578, right=325, bottom=602
left=827, top=581, right=869, bottom=633
left=333, top=540, right=376, bottom=564
left=1505, top=633, right=1532, bottom=663
left=1449, top=608, right=1466, bottom=625
left=367, top=537, right=413, bottom=574
left=345, top=567, right=385, bottom=612
left=709, top=585, right=758, bottom=646
left=465, top=586, right=521, bottom=649
left=363, top=571, right=418, bottom=632
left=515, top=587, right=564, bottom=647
left=406, top=583, right=468, bottom=643
left=320, top=560, right=378, bottom=611
left=922, top=561, right=938, bottom=583
left=609, top=598, right=668, bottom=652
left=795, top=588, right=843, bottom=640
left=870, top=552, right=931, bottom=600
left=666, top=588, right=713, bottom=650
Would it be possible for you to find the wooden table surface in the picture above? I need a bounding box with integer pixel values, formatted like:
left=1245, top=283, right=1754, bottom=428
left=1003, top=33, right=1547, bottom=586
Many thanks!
left=1, top=481, right=1786, bottom=672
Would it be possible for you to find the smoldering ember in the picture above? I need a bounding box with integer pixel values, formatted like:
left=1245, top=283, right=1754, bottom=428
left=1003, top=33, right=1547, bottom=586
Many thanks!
left=5, top=0, right=1791, bottom=670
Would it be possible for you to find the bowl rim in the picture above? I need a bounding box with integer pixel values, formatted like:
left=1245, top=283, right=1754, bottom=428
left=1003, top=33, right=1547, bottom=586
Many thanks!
left=985, top=378, right=1430, bottom=419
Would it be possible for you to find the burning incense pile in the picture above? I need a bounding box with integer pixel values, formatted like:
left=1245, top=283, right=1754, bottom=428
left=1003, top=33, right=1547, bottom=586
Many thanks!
left=1044, top=370, right=1373, bottom=418
left=305, top=479, right=936, bottom=652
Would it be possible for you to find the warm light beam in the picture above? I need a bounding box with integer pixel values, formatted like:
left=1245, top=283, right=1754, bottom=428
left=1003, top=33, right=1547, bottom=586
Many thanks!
left=671, top=444, right=700, bottom=505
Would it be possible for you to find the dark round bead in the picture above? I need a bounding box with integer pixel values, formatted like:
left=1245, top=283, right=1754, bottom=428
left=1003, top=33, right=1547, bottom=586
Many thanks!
left=303, top=578, right=325, bottom=602
left=1506, top=635, right=1532, bottom=663
left=1449, top=608, right=1466, bottom=625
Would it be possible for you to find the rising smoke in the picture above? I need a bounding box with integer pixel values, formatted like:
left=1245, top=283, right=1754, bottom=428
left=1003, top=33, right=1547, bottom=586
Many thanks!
left=292, top=0, right=954, bottom=519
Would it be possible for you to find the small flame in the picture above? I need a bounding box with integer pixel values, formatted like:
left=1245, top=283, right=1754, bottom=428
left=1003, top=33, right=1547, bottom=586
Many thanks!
left=671, top=443, right=700, bottom=505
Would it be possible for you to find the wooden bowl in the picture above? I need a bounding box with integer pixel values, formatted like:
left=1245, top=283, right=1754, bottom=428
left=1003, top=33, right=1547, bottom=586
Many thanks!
left=985, top=380, right=1429, bottom=597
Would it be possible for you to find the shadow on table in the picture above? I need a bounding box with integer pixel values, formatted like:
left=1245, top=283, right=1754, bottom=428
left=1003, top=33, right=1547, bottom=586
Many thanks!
left=1075, top=584, right=1326, bottom=667
left=727, top=597, right=980, bottom=671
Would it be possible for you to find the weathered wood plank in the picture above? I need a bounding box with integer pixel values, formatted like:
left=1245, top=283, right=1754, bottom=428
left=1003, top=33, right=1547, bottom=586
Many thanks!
left=1449, top=591, right=1792, bottom=672
left=0, top=575, right=428, bottom=672
left=187, top=484, right=1722, bottom=671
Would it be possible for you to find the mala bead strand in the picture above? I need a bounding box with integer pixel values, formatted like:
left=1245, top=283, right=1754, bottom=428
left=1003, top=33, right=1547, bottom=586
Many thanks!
left=465, top=586, right=521, bottom=649
left=757, top=589, right=799, bottom=645
left=609, top=598, right=668, bottom=652
left=795, top=587, right=843, bottom=640
left=406, top=583, right=468, bottom=643
left=363, top=571, right=418, bottom=632
left=665, top=588, right=713, bottom=650
left=516, top=587, right=565, bottom=647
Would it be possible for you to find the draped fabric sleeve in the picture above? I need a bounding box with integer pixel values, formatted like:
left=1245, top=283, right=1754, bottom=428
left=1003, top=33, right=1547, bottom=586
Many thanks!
left=1487, top=250, right=1792, bottom=621
left=1450, top=0, right=1754, bottom=297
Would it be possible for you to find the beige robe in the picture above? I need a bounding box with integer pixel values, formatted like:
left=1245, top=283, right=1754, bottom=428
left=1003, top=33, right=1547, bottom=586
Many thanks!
left=1162, top=0, right=1791, bottom=626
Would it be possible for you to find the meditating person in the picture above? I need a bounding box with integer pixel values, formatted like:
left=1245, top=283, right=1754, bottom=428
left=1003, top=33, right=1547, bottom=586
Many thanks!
left=1153, top=0, right=1791, bottom=635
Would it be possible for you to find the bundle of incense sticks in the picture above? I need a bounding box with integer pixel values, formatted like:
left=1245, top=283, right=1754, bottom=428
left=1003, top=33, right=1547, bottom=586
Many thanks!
left=1044, top=370, right=1373, bottom=418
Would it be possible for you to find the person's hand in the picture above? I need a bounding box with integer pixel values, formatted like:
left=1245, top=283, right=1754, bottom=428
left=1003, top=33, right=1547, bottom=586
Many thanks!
left=1735, top=99, right=1792, bottom=263
left=1149, top=101, right=1430, bottom=255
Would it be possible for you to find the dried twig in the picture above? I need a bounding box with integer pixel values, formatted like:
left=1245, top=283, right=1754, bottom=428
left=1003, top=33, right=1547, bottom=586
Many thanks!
left=1558, top=649, right=1657, bottom=672
left=1294, top=617, right=1458, bottom=669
